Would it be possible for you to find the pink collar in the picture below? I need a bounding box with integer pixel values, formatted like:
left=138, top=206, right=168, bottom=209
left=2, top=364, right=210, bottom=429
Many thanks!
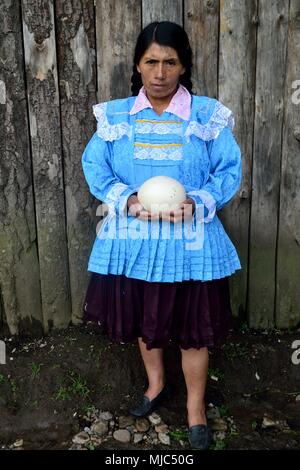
left=129, top=84, right=191, bottom=120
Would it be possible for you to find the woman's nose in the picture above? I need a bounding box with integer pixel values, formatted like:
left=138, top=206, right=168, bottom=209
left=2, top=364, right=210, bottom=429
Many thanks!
left=155, top=63, right=166, bottom=79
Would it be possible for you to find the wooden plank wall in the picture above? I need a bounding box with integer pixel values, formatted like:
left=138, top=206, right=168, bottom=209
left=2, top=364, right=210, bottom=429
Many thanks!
left=218, top=1, right=258, bottom=325
left=276, top=0, right=300, bottom=328
left=0, top=0, right=43, bottom=335
left=0, top=0, right=299, bottom=335
left=248, top=0, right=289, bottom=328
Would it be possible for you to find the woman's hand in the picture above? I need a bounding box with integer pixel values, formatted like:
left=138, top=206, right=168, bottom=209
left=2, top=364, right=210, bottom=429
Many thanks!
left=127, top=195, right=195, bottom=223
left=127, top=195, right=160, bottom=221
left=159, top=197, right=195, bottom=223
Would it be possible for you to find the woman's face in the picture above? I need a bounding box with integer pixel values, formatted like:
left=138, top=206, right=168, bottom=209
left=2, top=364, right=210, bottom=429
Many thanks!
left=137, top=42, right=186, bottom=103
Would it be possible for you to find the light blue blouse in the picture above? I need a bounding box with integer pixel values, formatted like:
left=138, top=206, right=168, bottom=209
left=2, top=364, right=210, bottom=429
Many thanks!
left=82, top=94, right=242, bottom=282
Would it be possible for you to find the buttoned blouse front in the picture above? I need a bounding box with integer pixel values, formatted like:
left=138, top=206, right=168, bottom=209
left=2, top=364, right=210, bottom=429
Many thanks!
left=82, top=86, right=243, bottom=282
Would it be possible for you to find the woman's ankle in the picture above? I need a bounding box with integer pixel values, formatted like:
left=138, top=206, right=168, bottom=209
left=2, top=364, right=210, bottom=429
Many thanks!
left=144, top=380, right=166, bottom=400
left=187, top=405, right=207, bottom=427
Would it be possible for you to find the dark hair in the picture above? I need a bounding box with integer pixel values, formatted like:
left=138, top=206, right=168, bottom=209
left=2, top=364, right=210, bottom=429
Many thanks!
left=131, top=21, right=193, bottom=96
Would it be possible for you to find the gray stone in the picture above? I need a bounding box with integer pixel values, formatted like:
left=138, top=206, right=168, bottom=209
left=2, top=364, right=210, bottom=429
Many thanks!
left=158, top=432, right=170, bottom=445
left=148, top=412, right=161, bottom=426
left=155, top=423, right=168, bottom=433
left=210, top=418, right=228, bottom=432
left=72, top=432, right=90, bottom=445
left=118, top=415, right=135, bottom=428
left=206, top=407, right=221, bottom=420
left=136, top=418, right=150, bottom=433
left=91, top=419, right=108, bottom=436
left=149, top=430, right=158, bottom=440
left=90, top=436, right=103, bottom=447
left=13, top=439, right=24, bottom=448
left=262, top=416, right=276, bottom=428
left=113, top=429, right=131, bottom=443
left=99, top=411, right=113, bottom=421
left=133, top=433, right=143, bottom=444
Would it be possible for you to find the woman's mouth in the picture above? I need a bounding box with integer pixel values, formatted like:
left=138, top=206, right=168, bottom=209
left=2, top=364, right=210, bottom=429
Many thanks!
left=152, top=84, right=167, bottom=90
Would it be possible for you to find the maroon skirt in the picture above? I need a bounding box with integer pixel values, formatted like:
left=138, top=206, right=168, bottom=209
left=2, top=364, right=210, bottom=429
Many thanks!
left=83, top=273, right=233, bottom=350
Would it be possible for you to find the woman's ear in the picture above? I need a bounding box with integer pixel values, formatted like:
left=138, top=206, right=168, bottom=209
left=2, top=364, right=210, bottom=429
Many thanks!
left=180, top=67, right=186, bottom=76
left=137, top=64, right=141, bottom=74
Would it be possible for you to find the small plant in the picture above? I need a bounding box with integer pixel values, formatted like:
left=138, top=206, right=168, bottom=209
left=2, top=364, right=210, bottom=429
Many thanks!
left=251, top=420, right=257, bottom=430
left=0, top=373, right=6, bottom=384
left=169, top=428, right=189, bottom=442
left=212, top=438, right=227, bottom=450
left=86, top=443, right=96, bottom=450
left=217, top=405, right=228, bottom=418
left=30, top=362, right=42, bottom=379
left=56, top=385, right=71, bottom=401
left=55, top=371, right=90, bottom=401
left=68, top=371, right=90, bottom=398
left=82, top=404, right=97, bottom=417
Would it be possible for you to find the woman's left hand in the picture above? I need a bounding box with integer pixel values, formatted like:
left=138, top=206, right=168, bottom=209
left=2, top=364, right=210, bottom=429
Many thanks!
left=159, top=197, right=195, bottom=223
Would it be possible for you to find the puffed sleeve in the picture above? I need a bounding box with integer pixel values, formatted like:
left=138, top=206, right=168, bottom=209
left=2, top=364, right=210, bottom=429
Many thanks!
left=186, top=99, right=242, bottom=222
left=82, top=132, right=139, bottom=216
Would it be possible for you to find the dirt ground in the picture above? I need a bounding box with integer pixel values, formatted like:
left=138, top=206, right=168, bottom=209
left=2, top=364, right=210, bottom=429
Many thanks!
left=1, top=321, right=300, bottom=451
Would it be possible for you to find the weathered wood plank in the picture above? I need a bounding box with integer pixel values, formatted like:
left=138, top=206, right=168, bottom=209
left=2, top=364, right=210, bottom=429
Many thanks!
left=276, top=0, right=300, bottom=328
left=142, top=0, right=183, bottom=26
left=55, top=0, right=98, bottom=325
left=95, top=0, right=142, bottom=100
left=0, top=0, right=42, bottom=335
left=218, top=1, right=258, bottom=322
left=21, top=0, right=71, bottom=332
left=184, top=0, right=219, bottom=97
left=248, top=0, right=288, bottom=328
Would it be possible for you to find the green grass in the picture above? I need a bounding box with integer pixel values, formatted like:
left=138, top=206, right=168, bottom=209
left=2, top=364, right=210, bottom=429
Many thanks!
left=251, top=420, right=258, bottom=430
left=212, top=438, right=227, bottom=450
left=68, top=371, right=90, bottom=398
left=217, top=404, right=228, bottom=418
left=30, top=362, right=42, bottom=379
left=55, top=370, right=90, bottom=401
left=56, top=385, right=71, bottom=401
left=169, top=429, right=189, bottom=443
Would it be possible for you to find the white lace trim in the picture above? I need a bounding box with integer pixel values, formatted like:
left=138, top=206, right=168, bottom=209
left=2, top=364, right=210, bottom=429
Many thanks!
left=133, top=145, right=183, bottom=161
left=184, top=101, right=234, bottom=142
left=135, top=121, right=183, bottom=136
left=106, top=182, right=129, bottom=211
left=188, top=189, right=216, bottom=223
left=93, top=103, right=132, bottom=142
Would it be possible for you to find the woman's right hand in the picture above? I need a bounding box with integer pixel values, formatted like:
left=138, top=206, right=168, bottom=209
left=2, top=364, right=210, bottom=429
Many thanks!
left=127, top=195, right=159, bottom=221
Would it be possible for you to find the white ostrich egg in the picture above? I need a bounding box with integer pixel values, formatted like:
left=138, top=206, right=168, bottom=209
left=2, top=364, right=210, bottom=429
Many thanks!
left=138, top=176, right=186, bottom=213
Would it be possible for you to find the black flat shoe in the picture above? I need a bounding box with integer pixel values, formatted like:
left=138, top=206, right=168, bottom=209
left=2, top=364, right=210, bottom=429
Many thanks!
left=188, top=424, right=213, bottom=450
left=129, top=384, right=172, bottom=418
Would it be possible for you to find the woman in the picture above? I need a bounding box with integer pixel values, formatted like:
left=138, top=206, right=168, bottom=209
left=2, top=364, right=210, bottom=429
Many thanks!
left=82, top=21, right=242, bottom=450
